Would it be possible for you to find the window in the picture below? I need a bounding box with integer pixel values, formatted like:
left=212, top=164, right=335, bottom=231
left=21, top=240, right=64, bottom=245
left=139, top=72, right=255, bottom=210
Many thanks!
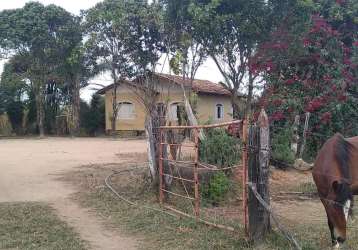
left=156, top=103, right=165, bottom=117
left=117, top=102, right=135, bottom=119
left=216, top=104, right=224, bottom=120
left=169, top=102, right=181, bottom=121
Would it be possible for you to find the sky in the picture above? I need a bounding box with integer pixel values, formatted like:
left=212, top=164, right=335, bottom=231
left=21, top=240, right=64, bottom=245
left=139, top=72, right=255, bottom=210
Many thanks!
left=0, top=0, right=224, bottom=102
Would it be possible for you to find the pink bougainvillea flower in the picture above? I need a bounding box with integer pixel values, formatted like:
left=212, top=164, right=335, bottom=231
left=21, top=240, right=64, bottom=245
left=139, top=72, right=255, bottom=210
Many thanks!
left=285, top=79, right=295, bottom=85
left=321, top=112, right=332, bottom=124
left=323, top=75, right=333, bottom=82
left=338, top=94, right=348, bottom=102
left=272, top=99, right=283, bottom=106
left=271, top=111, right=285, bottom=121
left=303, top=38, right=311, bottom=47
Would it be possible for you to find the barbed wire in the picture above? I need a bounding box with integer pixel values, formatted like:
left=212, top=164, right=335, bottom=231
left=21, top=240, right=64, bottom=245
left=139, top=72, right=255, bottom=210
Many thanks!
left=247, top=182, right=302, bottom=250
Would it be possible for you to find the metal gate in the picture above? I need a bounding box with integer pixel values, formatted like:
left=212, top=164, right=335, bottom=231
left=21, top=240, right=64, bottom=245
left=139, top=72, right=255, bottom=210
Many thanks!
left=158, top=120, right=249, bottom=234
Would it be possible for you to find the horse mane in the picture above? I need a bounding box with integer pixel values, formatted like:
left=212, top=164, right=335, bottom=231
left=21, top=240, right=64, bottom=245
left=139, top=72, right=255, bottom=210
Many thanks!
left=335, top=133, right=354, bottom=183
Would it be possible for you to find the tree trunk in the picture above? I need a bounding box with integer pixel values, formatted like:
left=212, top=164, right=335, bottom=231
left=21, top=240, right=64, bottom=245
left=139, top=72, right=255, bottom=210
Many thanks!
left=111, top=69, right=118, bottom=135
left=111, top=86, right=118, bottom=133
left=71, top=77, right=80, bottom=137
left=146, top=115, right=158, bottom=182
left=35, top=85, right=45, bottom=138
left=231, top=94, right=241, bottom=119
left=245, top=70, right=254, bottom=117
left=145, top=104, right=170, bottom=186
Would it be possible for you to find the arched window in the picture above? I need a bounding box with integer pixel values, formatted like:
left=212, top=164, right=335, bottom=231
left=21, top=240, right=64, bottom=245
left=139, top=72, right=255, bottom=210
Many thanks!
left=169, top=102, right=181, bottom=121
left=117, top=102, right=135, bottom=119
left=216, top=104, right=224, bottom=120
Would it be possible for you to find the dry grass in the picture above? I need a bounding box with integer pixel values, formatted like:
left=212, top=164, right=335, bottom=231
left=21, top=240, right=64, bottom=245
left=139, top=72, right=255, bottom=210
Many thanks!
left=62, top=164, right=358, bottom=250
left=0, top=202, right=87, bottom=250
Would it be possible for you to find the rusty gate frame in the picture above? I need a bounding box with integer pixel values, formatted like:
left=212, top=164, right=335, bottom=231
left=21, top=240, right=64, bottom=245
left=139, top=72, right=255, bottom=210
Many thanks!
left=158, top=119, right=249, bottom=234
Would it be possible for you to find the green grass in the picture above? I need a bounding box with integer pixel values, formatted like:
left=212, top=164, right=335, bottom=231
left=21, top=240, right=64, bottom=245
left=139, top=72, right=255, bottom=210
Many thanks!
left=0, top=202, right=86, bottom=250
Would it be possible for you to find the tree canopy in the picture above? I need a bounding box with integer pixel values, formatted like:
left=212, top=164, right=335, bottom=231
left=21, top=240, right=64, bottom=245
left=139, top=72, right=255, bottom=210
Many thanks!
left=0, top=0, right=356, bottom=159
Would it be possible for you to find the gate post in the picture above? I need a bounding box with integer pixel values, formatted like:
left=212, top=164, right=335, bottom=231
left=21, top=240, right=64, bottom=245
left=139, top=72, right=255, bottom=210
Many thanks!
left=242, top=118, right=249, bottom=235
left=248, top=109, right=271, bottom=241
left=193, top=128, right=200, bottom=218
left=159, top=128, right=164, bottom=205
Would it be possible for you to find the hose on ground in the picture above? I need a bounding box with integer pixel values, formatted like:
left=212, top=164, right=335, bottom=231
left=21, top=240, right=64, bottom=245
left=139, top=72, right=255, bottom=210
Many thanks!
left=104, top=166, right=177, bottom=218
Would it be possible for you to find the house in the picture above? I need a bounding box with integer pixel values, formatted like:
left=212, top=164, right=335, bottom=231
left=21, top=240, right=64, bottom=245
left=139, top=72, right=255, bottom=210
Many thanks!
left=97, top=73, right=234, bottom=134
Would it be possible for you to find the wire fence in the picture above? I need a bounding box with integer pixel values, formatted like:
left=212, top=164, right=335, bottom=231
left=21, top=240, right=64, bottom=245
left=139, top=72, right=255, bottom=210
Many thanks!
left=158, top=120, right=249, bottom=233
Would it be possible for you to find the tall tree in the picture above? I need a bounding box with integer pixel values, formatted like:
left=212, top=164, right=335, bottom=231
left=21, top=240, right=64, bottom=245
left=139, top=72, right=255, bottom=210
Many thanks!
left=189, top=0, right=270, bottom=118
left=63, top=44, right=96, bottom=136
left=163, top=0, right=207, bottom=139
left=84, top=0, right=134, bottom=133
left=0, top=2, right=82, bottom=137
left=0, top=56, right=29, bottom=133
left=126, top=1, right=166, bottom=181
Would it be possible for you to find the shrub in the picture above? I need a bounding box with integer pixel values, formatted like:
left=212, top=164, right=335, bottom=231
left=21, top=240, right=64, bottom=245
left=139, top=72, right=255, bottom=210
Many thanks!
left=80, top=95, right=105, bottom=136
left=271, top=127, right=295, bottom=165
left=6, top=101, right=23, bottom=134
left=202, top=172, right=230, bottom=205
left=199, top=128, right=241, bottom=168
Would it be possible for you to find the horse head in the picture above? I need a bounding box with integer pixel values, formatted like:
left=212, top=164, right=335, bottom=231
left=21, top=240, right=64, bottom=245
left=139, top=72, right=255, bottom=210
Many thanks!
left=325, top=180, right=353, bottom=248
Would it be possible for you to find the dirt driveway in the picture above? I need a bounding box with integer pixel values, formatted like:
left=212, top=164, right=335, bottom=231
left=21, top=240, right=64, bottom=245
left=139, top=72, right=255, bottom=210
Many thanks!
left=0, top=137, right=147, bottom=250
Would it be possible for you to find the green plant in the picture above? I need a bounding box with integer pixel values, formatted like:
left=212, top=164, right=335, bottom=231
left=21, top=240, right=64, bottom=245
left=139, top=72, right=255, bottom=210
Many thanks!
left=199, top=128, right=241, bottom=168
left=271, top=127, right=295, bottom=166
left=80, top=95, right=105, bottom=136
left=202, top=172, right=230, bottom=205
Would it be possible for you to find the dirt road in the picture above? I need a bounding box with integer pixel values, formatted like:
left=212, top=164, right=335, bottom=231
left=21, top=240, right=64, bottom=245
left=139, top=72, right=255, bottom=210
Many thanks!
left=0, top=137, right=147, bottom=250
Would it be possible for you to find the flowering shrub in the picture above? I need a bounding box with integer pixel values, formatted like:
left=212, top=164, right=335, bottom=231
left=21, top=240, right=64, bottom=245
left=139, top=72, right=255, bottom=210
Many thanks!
left=252, top=0, right=358, bottom=157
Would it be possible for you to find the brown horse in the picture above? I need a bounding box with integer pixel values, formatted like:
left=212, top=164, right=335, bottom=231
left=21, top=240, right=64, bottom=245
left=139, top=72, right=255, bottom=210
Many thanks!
left=313, top=133, right=358, bottom=249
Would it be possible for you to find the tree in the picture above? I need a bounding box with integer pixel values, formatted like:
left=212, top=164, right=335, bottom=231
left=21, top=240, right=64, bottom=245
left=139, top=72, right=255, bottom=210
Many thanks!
left=63, top=44, right=96, bottom=136
left=188, top=0, right=270, bottom=118
left=0, top=55, right=30, bottom=133
left=104, top=0, right=166, bottom=181
left=163, top=0, right=207, bottom=140
left=81, top=94, right=105, bottom=136
left=0, top=2, right=82, bottom=137
left=255, top=0, right=358, bottom=158
left=84, top=0, right=134, bottom=133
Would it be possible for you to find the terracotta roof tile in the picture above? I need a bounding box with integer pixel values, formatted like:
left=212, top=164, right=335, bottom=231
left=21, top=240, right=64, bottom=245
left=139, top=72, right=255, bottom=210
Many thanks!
left=97, top=73, right=232, bottom=96
left=157, top=73, right=231, bottom=96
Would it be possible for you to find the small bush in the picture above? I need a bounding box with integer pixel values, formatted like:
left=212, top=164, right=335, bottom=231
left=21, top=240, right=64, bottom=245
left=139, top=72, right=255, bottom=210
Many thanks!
left=202, top=172, right=230, bottom=205
left=199, top=128, right=241, bottom=168
left=271, top=127, right=295, bottom=165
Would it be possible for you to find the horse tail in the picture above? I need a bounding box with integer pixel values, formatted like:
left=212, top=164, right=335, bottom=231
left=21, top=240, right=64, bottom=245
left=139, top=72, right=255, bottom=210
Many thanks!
left=335, top=133, right=354, bottom=183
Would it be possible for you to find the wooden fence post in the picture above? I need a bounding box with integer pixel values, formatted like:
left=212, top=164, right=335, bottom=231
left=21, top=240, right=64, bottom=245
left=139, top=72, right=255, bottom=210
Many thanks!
left=248, top=109, right=271, bottom=241
left=194, top=128, right=200, bottom=218
left=159, top=128, right=164, bottom=205
left=298, top=112, right=310, bottom=159
left=291, top=115, right=300, bottom=156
